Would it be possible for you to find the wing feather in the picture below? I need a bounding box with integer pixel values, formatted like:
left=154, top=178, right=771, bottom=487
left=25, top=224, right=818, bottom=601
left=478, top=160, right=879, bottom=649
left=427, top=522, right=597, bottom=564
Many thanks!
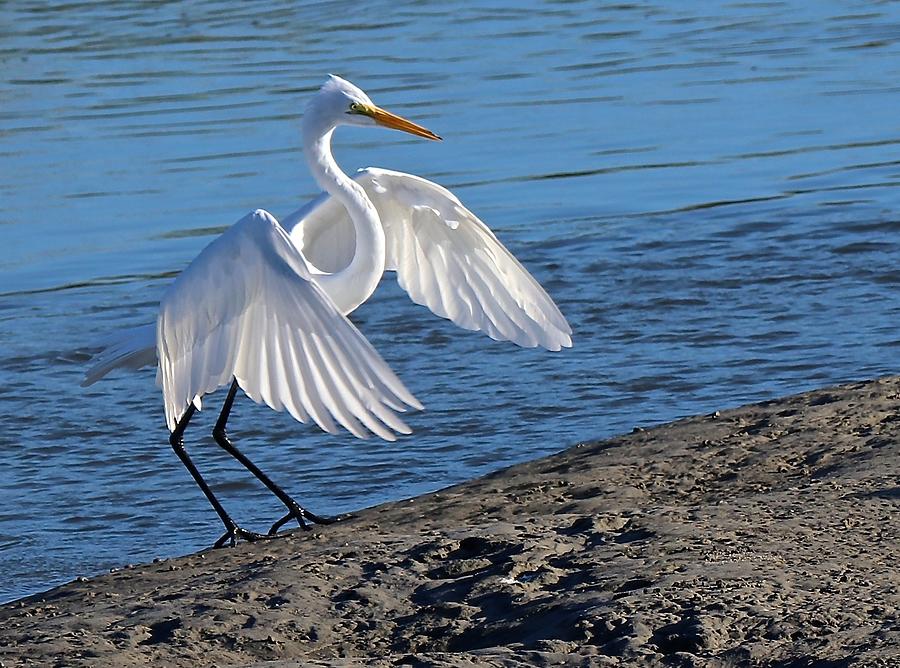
left=157, top=208, right=419, bottom=436
left=371, top=169, right=571, bottom=350
left=293, top=168, right=572, bottom=351
left=274, top=321, right=311, bottom=424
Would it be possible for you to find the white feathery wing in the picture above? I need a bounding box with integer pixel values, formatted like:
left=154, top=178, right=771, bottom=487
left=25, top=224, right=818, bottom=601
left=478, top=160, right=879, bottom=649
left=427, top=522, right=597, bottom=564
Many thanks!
left=292, top=168, right=572, bottom=351
left=157, top=209, right=421, bottom=438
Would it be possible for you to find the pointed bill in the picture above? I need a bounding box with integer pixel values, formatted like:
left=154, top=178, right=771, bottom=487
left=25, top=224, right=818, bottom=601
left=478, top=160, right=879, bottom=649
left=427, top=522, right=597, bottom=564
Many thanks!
left=364, top=105, right=441, bottom=141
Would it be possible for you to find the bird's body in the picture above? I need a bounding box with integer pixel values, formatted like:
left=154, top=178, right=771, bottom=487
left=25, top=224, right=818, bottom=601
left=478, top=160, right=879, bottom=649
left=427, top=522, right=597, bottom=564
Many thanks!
left=84, top=75, right=571, bottom=545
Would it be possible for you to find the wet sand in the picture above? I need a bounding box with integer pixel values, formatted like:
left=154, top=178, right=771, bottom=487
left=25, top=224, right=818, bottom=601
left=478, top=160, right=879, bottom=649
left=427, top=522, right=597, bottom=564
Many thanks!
left=2, top=376, right=900, bottom=667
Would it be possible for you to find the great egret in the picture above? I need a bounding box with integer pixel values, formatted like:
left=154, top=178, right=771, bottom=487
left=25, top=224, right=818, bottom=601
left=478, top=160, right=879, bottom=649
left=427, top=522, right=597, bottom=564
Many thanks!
left=83, top=75, right=572, bottom=547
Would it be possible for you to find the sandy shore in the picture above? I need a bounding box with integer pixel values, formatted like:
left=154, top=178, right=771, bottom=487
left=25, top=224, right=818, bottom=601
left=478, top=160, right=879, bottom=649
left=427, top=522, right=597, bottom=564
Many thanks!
left=3, top=377, right=900, bottom=667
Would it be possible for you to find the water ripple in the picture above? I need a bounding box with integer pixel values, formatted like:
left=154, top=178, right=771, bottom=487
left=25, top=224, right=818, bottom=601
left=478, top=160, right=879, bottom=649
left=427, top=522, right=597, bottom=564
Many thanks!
left=3, top=0, right=900, bottom=604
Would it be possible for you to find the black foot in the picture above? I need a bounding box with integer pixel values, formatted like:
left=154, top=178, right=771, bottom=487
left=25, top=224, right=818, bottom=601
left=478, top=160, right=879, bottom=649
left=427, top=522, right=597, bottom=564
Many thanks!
left=268, top=505, right=339, bottom=535
left=213, top=525, right=270, bottom=549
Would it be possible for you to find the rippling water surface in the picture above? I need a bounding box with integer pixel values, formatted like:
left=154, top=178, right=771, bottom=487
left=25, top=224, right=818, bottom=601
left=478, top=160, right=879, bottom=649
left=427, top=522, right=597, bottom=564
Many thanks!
left=2, top=1, right=900, bottom=602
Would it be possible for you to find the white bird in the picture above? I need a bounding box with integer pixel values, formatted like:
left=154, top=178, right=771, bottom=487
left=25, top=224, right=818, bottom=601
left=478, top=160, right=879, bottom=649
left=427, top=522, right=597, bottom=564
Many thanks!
left=83, top=75, right=572, bottom=547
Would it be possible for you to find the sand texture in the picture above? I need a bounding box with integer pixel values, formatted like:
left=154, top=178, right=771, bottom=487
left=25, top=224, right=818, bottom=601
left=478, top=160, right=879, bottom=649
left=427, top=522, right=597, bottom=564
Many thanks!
left=2, top=377, right=900, bottom=667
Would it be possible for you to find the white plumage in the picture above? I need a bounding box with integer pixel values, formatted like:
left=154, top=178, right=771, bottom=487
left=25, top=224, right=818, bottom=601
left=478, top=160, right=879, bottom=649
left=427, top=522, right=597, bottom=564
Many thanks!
left=291, top=168, right=572, bottom=352
left=82, top=75, right=571, bottom=542
left=85, top=167, right=573, bottom=427
left=156, top=208, right=420, bottom=438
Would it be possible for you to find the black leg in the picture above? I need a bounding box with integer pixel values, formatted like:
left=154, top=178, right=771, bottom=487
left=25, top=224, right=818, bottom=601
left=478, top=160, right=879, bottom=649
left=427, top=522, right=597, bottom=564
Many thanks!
left=169, top=401, right=267, bottom=548
left=212, top=378, right=336, bottom=535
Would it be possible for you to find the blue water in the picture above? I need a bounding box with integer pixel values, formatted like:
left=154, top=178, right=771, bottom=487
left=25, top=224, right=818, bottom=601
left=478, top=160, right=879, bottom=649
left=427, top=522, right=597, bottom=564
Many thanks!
left=2, top=1, right=900, bottom=603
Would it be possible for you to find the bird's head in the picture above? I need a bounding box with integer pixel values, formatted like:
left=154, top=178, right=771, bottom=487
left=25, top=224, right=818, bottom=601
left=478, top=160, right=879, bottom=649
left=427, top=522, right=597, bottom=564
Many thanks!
left=305, top=75, right=441, bottom=141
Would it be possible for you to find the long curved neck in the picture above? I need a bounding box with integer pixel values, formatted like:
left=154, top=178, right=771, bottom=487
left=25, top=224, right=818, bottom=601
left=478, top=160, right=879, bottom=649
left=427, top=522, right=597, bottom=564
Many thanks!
left=302, top=126, right=385, bottom=314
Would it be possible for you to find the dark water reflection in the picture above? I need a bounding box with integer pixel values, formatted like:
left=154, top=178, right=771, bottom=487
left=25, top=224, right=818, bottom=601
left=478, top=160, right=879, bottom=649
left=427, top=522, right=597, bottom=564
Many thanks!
left=2, top=1, right=900, bottom=602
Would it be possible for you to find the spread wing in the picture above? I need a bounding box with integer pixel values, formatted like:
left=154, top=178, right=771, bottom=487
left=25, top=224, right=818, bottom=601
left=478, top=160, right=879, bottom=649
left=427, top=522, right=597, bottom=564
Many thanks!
left=293, top=168, right=572, bottom=351
left=158, top=208, right=421, bottom=439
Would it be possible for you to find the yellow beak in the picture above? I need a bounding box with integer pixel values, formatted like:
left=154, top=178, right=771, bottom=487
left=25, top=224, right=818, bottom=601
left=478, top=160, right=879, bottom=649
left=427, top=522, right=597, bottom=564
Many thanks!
left=362, top=104, right=441, bottom=141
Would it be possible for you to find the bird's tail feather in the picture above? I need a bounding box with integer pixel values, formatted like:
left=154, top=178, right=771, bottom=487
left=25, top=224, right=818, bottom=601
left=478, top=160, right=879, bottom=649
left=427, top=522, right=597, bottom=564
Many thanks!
left=81, top=323, right=158, bottom=386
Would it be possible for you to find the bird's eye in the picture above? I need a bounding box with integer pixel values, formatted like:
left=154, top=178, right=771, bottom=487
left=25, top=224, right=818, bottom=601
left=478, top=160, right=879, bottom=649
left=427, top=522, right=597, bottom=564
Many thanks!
left=348, top=102, right=365, bottom=114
